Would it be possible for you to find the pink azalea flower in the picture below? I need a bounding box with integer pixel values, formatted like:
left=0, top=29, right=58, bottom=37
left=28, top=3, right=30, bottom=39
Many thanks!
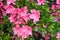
left=20, top=6, right=28, bottom=17
left=12, top=25, right=21, bottom=35
left=4, top=5, right=15, bottom=14
left=51, top=4, right=56, bottom=10
left=12, top=8, right=20, bottom=15
left=36, top=0, right=46, bottom=5
left=12, top=25, right=32, bottom=39
left=22, top=13, right=30, bottom=22
left=56, top=32, right=60, bottom=38
left=56, top=5, right=60, bottom=9
left=11, top=8, right=21, bottom=19
left=9, top=14, right=25, bottom=24
left=30, top=9, right=40, bottom=24
left=9, top=15, right=17, bottom=22
left=21, top=25, right=32, bottom=38
left=6, top=0, right=16, bottom=5
left=56, top=0, right=60, bottom=5
left=8, top=6, right=28, bottom=24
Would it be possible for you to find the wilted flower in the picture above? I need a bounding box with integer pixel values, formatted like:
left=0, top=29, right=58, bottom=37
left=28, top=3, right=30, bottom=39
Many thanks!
left=43, top=24, right=46, bottom=28
left=35, top=26, right=38, bottom=31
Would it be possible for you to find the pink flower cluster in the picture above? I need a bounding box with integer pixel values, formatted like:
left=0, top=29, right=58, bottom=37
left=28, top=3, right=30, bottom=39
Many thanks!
left=51, top=3, right=60, bottom=22
left=0, top=0, right=41, bottom=39
left=5, top=6, right=40, bottom=24
left=8, top=6, right=28, bottom=24
left=0, top=0, right=40, bottom=39
left=2, top=0, right=40, bottom=39
left=12, top=25, right=32, bottom=39
left=6, top=6, right=40, bottom=39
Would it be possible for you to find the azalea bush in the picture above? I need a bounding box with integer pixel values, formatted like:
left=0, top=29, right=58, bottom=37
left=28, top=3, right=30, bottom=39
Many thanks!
left=0, top=0, right=60, bottom=40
